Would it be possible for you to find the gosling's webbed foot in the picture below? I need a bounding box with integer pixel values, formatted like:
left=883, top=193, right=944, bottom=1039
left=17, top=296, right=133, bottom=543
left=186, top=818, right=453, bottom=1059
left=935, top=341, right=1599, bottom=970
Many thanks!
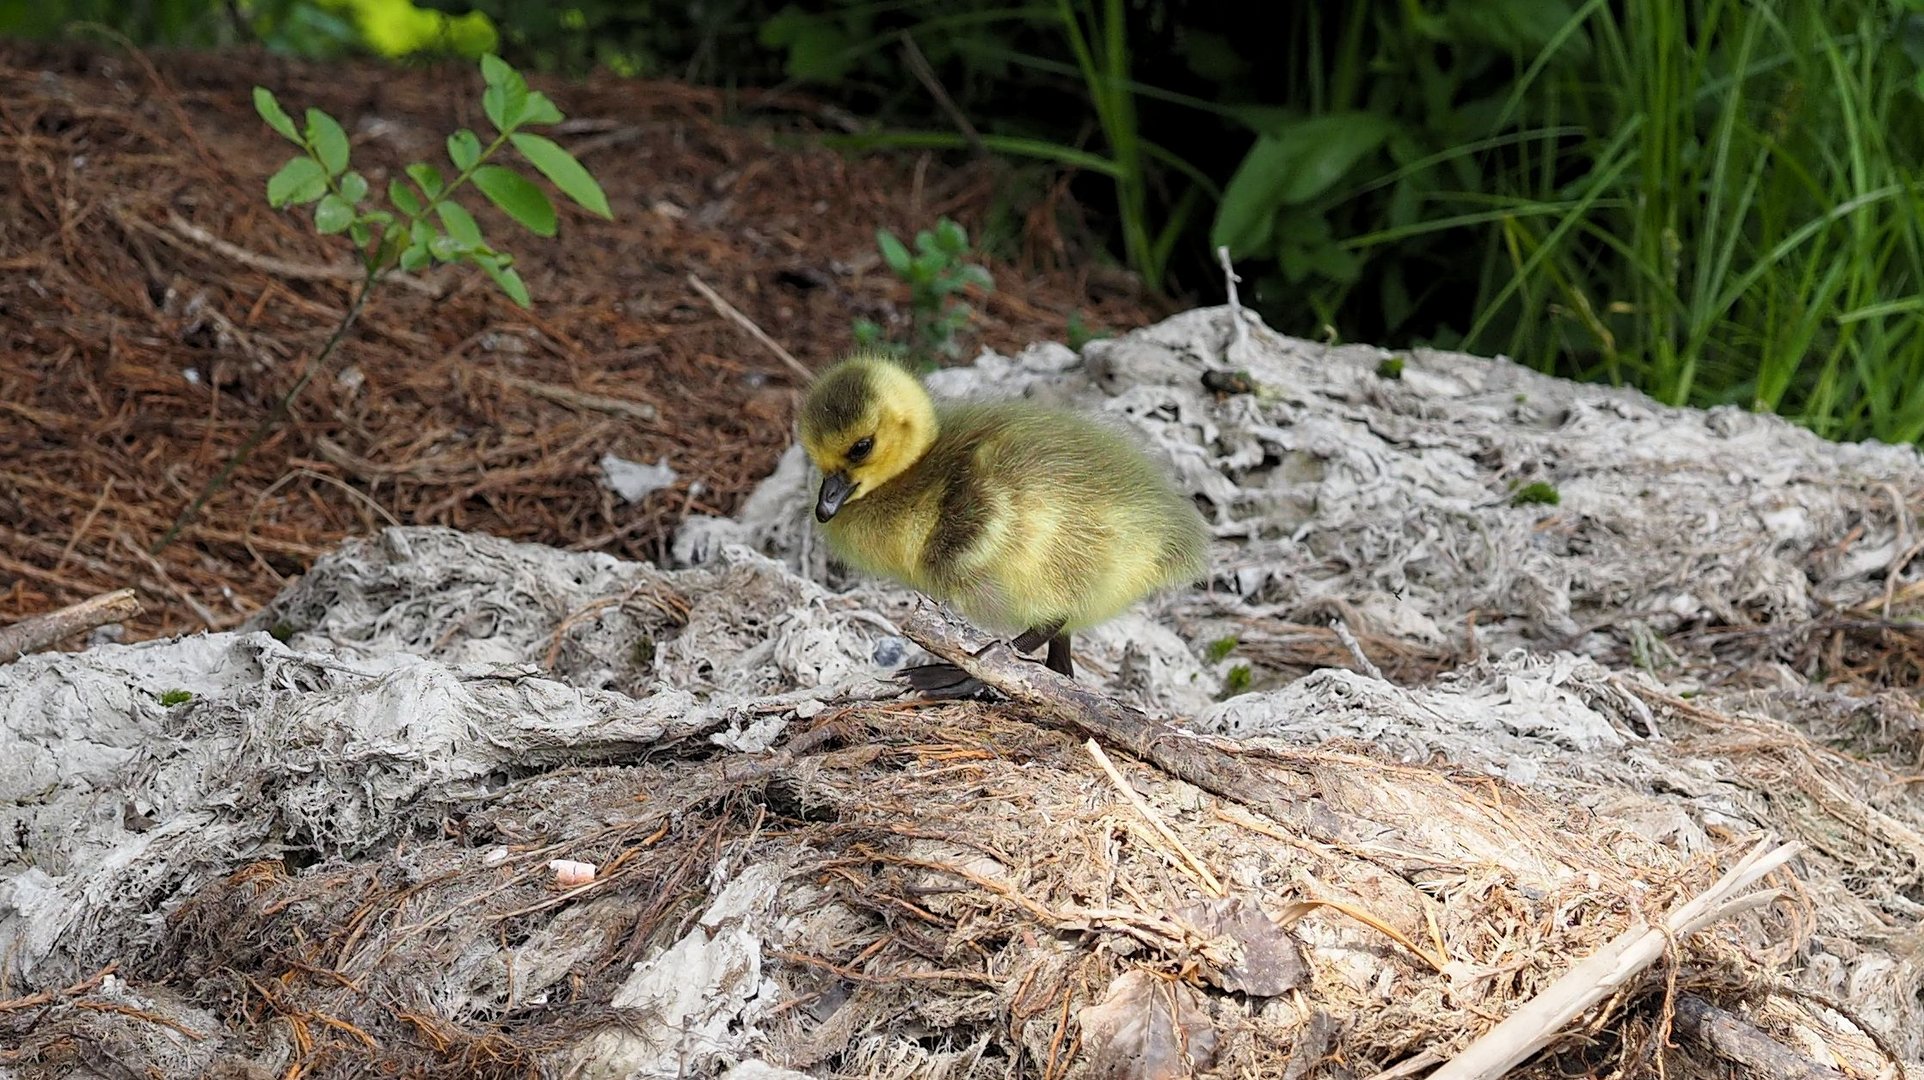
left=896, top=662, right=994, bottom=700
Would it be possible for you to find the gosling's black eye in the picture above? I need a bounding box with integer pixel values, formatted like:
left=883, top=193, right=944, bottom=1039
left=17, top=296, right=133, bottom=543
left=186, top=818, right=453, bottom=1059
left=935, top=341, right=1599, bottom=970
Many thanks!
left=848, top=436, right=875, bottom=463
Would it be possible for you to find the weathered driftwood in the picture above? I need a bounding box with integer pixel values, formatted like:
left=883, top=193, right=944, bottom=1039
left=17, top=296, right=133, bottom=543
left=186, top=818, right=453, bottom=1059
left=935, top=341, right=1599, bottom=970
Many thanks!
left=901, top=600, right=1332, bottom=842
left=0, top=588, right=139, bottom=663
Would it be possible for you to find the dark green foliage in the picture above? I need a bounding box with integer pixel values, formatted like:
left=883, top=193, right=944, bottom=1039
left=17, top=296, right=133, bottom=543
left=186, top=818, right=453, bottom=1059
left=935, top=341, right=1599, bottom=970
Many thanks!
left=18, top=0, right=1924, bottom=447
left=158, top=689, right=193, bottom=706
left=1222, top=663, right=1252, bottom=696
left=1376, top=357, right=1404, bottom=380
left=1204, top=635, right=1238, bottom=663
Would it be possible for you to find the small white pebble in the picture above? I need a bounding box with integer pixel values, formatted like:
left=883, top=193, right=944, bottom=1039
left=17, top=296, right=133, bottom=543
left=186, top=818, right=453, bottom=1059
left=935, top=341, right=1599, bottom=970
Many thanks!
left=793, top=699, right=823, bottom=719
left=482, top=846, right=511, bottom=866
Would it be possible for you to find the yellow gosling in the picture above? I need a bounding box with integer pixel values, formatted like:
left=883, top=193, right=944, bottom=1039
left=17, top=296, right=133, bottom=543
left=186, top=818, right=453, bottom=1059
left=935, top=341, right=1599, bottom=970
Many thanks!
left=798, top=352, right=1208, bottom=689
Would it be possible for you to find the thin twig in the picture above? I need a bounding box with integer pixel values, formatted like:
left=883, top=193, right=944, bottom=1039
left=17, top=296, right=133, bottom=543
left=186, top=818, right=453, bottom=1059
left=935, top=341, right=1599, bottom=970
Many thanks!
left=898, top=31, right=986, bottom=156
left=1084, top=739, right=1226, bottom=897
left=1331, top=617, right=1388, bottom=681
left=1218, top=244, right=1249, bottom=353
left=147, top=210, right=441, bottom=296
left=686, top=272, right=813, bottom=384
left=153, top=273, right=377, bottom=554
left=116, top=534, right=222, bottom=628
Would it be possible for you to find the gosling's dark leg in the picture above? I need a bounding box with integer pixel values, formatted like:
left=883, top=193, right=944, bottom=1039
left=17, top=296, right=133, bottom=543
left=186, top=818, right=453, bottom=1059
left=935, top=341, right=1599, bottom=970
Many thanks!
left=1010, top=619, right=1065, bottom=657
left=1045, top=632, right=1074, bottom=677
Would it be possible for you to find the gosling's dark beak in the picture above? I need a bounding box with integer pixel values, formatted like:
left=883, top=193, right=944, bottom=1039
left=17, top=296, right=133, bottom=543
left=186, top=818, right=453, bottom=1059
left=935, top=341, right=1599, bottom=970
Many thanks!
left=816, top=472, right=855, bottom=522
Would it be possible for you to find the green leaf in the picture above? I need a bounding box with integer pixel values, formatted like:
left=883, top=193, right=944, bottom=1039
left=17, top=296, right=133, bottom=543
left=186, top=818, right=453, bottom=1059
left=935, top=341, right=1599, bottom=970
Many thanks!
left=519, top=90, right=564, bottom=126
left=428, top=234, right=466, bottom=261
left=509, top=133, right=611, bottom=219
left=479, top=53, right=515, bottom=88
left=410, top=219, right=434, bottom=248
left=314, top=193, right=354, bottom=233
left=339, top=171, right=368, bottom=203
left=1210, top=112, right=1396, bottom=257
left=399, top=242, right=430, bottom=272
left=471, top=165, right=556, bottom=236
left=253, top=87, right=299, bottom=143
left=389, top=178, right=423, bottom=216
left=405, top=163, right=444, bottom=198
left=266, top=156, right=328, bottom=207
left=447, top=129, right=482, bottom=173
left=474, top=253, right=531, bottom=307
left=349, top=220, right=371, bottom=247
left=480, top=57, right=530, bottom=132
left=436, top=200, right=484, bottom=245
left=933, top=218, right=967, bottom=255
left=877, top=229, right=911, bottom=276
left=304, top=108, right=350, bottom=176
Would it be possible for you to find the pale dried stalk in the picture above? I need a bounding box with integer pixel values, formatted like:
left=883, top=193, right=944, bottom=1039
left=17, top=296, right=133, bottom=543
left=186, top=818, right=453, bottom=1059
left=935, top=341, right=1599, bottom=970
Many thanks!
left=1085, top=738, right=1227, bottom=898
left=1424, top=836, right=1801, bottom=1080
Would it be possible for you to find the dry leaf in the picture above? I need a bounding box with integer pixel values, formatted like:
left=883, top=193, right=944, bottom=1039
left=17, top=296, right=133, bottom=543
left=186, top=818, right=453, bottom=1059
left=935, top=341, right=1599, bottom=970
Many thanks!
left=1175, top=896, right=1310, bottom=997
left=1076, top=969, right=1219, bottom=1080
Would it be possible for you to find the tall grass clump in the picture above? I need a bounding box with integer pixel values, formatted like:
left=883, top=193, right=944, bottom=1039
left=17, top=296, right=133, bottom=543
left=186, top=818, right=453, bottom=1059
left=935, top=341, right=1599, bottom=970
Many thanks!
left=1454, top=0, right=1924, bottom=443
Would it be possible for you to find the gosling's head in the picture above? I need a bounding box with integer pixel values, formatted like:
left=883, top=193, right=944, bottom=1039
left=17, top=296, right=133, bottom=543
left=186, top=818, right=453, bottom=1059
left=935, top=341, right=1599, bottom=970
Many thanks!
left=799, top=354, right=937, bottom=522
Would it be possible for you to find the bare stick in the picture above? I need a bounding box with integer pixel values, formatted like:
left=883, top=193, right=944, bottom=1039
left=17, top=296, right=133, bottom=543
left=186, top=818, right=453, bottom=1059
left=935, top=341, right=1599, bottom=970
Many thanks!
left=1084, top=739, right=1226, bottom=897
left=0, top=589, right=142, bottom=662
left=1331, top=617, right=1388, bottom=681
left=1425, top=836, right=1801, bottom=1080
left=1218, top=244, right=1249, bottom=353
left=686, top=273, right=813, bottom=384
left=1672, top=995, right=1846, bottom=1080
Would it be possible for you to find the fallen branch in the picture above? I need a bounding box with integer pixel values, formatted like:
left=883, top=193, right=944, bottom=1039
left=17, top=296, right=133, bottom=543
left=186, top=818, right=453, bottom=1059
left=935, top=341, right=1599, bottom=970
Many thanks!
left=0, top=588, right=141, bottom=662
left=1424, top=836, right=1801, bottom=1080
left=1673, top=994, right=1845, bottom=1080
left=901, top=602, right=1325, bottom=839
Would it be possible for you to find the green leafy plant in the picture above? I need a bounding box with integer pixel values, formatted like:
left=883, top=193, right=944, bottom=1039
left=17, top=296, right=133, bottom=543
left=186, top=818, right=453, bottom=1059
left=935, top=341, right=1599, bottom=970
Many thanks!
left=1222, top=663, right=1252, bottom=696
left=1066, top=310, right=1109, bottom=350
left=1511, top=481, right=1561, bottom=507
left=1204, top=635, right=1239, bottom=663
left=157, top=689, right=194, bottom=706
left=867, top=216, right=993, bottom=365
left=1376, top=356, right=1405, bottom=380
left=152, top=53, right=611, bottom=553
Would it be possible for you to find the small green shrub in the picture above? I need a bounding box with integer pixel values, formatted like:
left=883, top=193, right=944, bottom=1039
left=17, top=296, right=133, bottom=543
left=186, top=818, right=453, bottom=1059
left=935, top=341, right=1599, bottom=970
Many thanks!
left=1376, top=356, right=1405, bottom=380
left=1204, top=635, right=1239, bottom=663
left=868, top=216, right=993, bottom=365
left=158, top=689, right=193, bottom=707
left=154, top=53, right=611, bottom=553
left=1223, top=663, right=1252, bottom=696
